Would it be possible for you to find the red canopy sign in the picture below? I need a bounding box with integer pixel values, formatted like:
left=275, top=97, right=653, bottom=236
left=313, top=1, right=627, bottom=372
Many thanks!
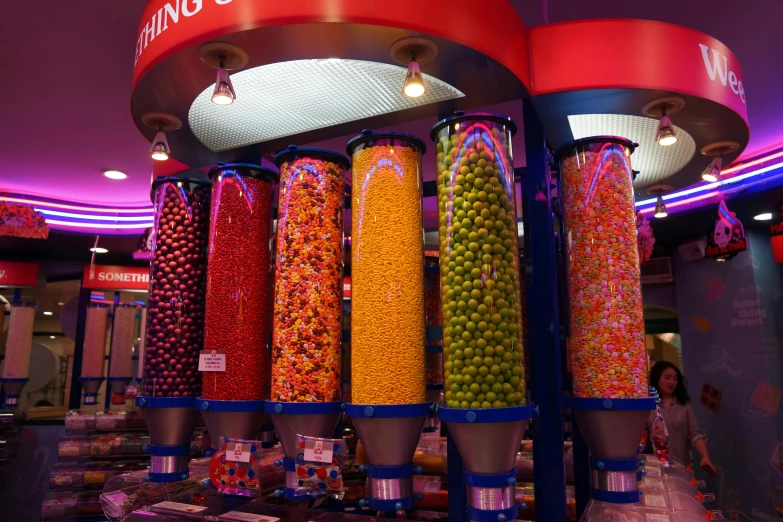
left=83, top=265, right=150, bottom=291
left=0, top=261, right=39, bottom=288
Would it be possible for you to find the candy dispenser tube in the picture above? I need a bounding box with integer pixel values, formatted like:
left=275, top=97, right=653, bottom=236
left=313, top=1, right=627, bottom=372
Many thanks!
left=108, top=304, right=137, bottom=395
left=137, top=177, right=211, bottom=482
left=197, top=164, right=277, bottom=447
left=265, top=147, right=349, bottom=496
left=557, top=137, right=653, bottom=506
left=0, top=302, right=37, bottom=407
left=345, top=130, right=430, bottom=512
left=81, top=304, right=109, bottom=405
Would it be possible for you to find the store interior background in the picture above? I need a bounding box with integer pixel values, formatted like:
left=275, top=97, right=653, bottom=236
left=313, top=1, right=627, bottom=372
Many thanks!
left=1, top=0, right=783, bottom=520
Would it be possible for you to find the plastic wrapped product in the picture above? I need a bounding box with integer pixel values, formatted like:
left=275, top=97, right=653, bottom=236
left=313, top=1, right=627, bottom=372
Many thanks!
left=202, top=164, right=277, bottom=401
left=58, top=435, right=91, bottom=458
left=65, top=410, right=97, bottom=431
left=558, top=138, right=647, bottom=399
left=272, top=147, right=348, bottom=403
left=431, top=112, right=526, bottom=409
left=49, top=463, right=85, bottom=487
left=346, top=131, right=427, bottom=405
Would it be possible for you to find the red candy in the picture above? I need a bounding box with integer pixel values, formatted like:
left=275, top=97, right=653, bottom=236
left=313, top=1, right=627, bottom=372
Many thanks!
left=143, top=179, right=210, bottom=397
left=202, top=167, right=276, bottom=401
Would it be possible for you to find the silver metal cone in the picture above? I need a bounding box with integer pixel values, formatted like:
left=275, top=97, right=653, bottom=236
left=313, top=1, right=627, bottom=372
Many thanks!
left=81, top=380, right=102, bottom=395
left=574, top=409, right=650, bottom=460
left=0, top=380, right=27, bottom=397
left=142, top=406, right=200, bottom=447
left=109, top=379, right=130, bottom=394
left=271, top=412, right=341, bottom=460
left=352, top=415, right=427, bottom=466
left=445, top=419, right=528, bottom=474
left=202, top=410, right=267, bottom=450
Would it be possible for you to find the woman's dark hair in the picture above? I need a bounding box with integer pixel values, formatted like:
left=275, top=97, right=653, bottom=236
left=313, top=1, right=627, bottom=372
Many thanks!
left=650, top=361, right=691, bottom=404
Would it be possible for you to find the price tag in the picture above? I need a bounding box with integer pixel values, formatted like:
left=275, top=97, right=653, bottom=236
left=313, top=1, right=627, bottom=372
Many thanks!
left=226, top=442, right=251, bottom=463
left=219, top=512, right=280, bottom=522
left=645, top=465, right=661, bottom=476
left=199, top=350, right=227, bottom=372
left=642, top=477, right=665, bottom=490
left=643, top=494, right=668, bottom=508
left=303, top=438, right=333, bottom=463
left=152, top=501, right=208, bottom=514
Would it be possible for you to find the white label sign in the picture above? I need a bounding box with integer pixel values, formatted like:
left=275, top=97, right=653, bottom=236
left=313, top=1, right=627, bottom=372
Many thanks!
left=643, top=477, right=665, bottom=490
left=152, top=501, right=207, bottom=514
left=199, top=350, right=227, bottom=372
left=303, top=438, right=333, bottom=463
left=226, top=442, right=251, bottom=463
left=219, top=512, right=280, bottom=522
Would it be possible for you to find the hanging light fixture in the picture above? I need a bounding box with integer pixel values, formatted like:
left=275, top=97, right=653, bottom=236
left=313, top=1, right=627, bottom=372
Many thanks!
left=656, top=110, right=678, bottom=147
left=647, top=184, right=673, bottom=219
left=150, top=123, right=170, bottom=161
left=389, top=36, right=438, bottom=99
left=142, top=113, right=182, bottom=163
left=654, top=193, right=668, bottom=218
left=211, top=58, right=236, bottom=105
left=402, top=51, right=426, bottom=98
left=702, top=155, right=723, bottom=183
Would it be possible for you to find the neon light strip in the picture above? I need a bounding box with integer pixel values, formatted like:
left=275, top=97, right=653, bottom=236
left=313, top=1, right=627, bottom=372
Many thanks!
left=37, top=209, right=154, bottom=222
left=0, top=196, right=153, bottom=213
left=44, top=219, right=153, bottom=229
left=722, top=150, right=783, bottom=175
left=636, top=160, right=783, bottom=207
left=639, top=191, right=721, bottom=213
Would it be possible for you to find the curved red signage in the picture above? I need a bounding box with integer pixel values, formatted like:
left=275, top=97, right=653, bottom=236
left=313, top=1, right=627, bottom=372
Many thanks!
left=528, top=19, right=748, bottom=124
left=0, top=261, right=39, bottom=288
left=83, top=265, right=150, bottom=291
left=132, top=0, right=530, bottom=91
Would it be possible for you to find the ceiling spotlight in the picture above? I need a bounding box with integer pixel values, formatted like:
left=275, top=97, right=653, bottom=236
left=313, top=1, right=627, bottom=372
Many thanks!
left=754, top=213, right=773, bottom=221
left=43, top=311, right=53, bottom=316
left=104, top=170, right=127, bottom=180
left=150, top=123, right=170, bottom=161
left=402, top=55, right=426, bottom=98
left=90, top=247, right=109, bottom=254
left=211, top=59, right=236, bottom=105
left=656, top=112, right=678, bottom=147
left=654, top=193, right=668, bottom=218
left=50, top=335, right=56, bottom=339
left=702, top=156, right=723, bottom=183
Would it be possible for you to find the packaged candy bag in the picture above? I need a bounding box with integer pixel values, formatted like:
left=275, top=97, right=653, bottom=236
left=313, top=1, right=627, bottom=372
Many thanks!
left=209, top=437, right=265, bottom=496
left=650, top=404, right=670, bottom=466
left=294, top=435, right=347, bottom=499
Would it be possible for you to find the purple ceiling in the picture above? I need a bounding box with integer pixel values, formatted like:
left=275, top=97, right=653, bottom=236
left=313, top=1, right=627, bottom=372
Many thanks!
left=1, top=1, right=781, bottom=208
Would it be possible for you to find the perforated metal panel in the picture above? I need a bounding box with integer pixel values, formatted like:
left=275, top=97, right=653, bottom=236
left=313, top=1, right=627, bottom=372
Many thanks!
left=189, top=59, right=464, bottom=152
left=567, top=114, right=696, bottom=188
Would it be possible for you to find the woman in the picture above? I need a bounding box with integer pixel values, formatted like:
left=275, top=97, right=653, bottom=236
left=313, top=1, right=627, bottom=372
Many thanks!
left=649, top=361, right=717, bottom=476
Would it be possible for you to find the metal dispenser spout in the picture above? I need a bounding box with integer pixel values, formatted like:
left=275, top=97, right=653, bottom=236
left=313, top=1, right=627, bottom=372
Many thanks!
left=80, top=377, right=104, bottom=406
left=195, top=399, right=266, bottom=451
left=0, top=378, right=28, bottom=408
left=439, top=405, right=533, bottom=522
left=346, top=402, right=431, bottom=512
left=137, top=396, right=200, bottom=481
left=265, top=401, right=344, bottom=499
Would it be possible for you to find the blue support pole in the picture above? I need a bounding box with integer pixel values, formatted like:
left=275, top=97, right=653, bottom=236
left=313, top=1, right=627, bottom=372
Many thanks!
left=446, top=425, right=466, bottom=522
left=522, top=98, right=567, bottom=522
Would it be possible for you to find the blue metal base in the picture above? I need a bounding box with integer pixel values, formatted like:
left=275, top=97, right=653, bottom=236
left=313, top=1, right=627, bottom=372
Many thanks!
left=369, top=496, right=414, bottom=512
left=570, top=397, right=655, bottom=411
left=437, top=404, right=533, bottom=423
left=195, top=398, right=265, bottom=412
left=148, top=471, right=189, bottom=482
left=345, top=402, right=431, bottom=418
left=590, top=488, right=641, bottom=504
left=264, top=400, right=343, bottom=415
left=466, top=505, right=518, bottom=522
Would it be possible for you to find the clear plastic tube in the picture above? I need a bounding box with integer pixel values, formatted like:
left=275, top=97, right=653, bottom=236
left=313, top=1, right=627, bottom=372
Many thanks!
left=81, top=305, right=109, bottom=379
left=109, top=305, right=137, bottom=379
left=432, top=113, right=526, bottom=409
left=559, top=138, right=647, bottom=399
left=2, top=302, right=37, bottom=379
left=347, top=131, right=426, bottom=405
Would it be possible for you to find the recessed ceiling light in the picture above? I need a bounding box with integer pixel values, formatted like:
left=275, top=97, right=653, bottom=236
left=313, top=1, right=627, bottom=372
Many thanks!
left=58, top=302, right=65, bottom=306
left=90, top=247, right=109, bottom=254
left=43, top=311, right=53, bottom=316
left=754, top=213, right=773, bottom=221
left=104, top=170, right=127, bottom=180
left=50, top=335, right=56, bottom=339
